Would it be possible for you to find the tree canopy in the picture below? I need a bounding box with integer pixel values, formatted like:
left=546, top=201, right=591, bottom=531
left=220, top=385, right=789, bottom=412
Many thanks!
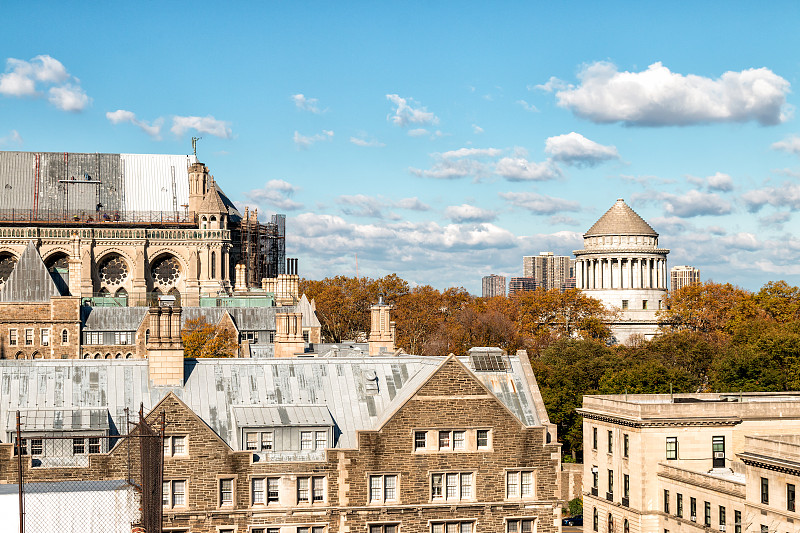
left=181, top=316, right=238, bottom=358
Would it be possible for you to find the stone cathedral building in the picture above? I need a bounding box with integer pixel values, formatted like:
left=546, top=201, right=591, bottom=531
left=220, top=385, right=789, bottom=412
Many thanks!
left=0, top=151, right=286, bottom=306
left=573, top=199, right=669, bottom=343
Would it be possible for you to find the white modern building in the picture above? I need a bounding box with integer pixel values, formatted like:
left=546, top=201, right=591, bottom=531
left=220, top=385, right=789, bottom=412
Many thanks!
left=574, top=199, right=669, bottom=343
left=671, top=265, right=701, bottom=293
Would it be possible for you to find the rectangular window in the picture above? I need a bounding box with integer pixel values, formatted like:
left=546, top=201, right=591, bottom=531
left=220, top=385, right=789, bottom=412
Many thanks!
left=370, top=476, right=382, bottom=502
left=162, top=481, right=169, bottom=507
left=246, top=432, right=258, bottom=451
left=761, top=477, right=769, bottom=504
left=370, top=526, right=399, bottom=533
left=300, top=431, right=313, bottom=450
left=384, top=475, right=397, bottom=501
left=30, top=438, right=43, bottom=456
left=296, top=528, right=325, bottom=533
left=41, top=329, right=50, bottom=346
left=453, top=430, right=465, bottom=449
left=72, top=438, right=85, bottom=455
left=25, top=328, right=33, bottom=345
left=507, top=471, right=534, bottom=498
left=690, top=497, right=697, bottom=521
left=713, top=436, right=726, bottom=468
left=165, top=480, right=185, bottom=508
left=261, top=431, right=273, bottom=451
left=608, top=430, right=613, bottom=453
left=297, top=477, right=310, bottom=502
left=623, top=474, right=630, bottom=500
left=432, top=472, right=473, bottom=501
left=315, top=431, right=327, bottom=450
left=477, top=429, right=489, bottom=448
left=219, top=478, right=233, bottom=506
left=439, top=431, right=451, bottom=450
left=642, top=300, right=648, bottom=310
left=431, top=522, right=473, bottom=533
left=252, top=478, right=265, bottom=504
left=720, top=506, right=726, bottom=527
left=621, top=300, right=629, bottom=310
left=506, top=519, right=534, bottom=533
left=623, top=434, right=629, bottom=457
left=9, top=329, right=18, bottom=346
left=677, top=493, right=683, bottom=517
left=88, top=437, right=100, bottom=454
left=415, top=431, right=427, bottom=450
left=592, top=467, right=598, bottom=489
left=297, top=476, right=324, bottom=503
left=592, top=427, right=598, bottom=449
left=760, top=526, right=767, bottom=533
left=735, top=510, right=742, bottom=533
left=664, top=489, right=670, bottom=514
left=704, top=501, right=711, bottom=527
left=789, top=483, right=796, bottom=512
left=172, top=436, right=186, bottom=455
left=312, top=476, right=324, bottom=502
left=666, top=437, right=678, bottom=460
left=267, top=477, right=279, bottom=503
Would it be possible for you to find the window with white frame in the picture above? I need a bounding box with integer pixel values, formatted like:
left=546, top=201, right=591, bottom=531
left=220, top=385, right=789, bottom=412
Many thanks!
left=431, top=522, right=473, bottom=533
left=315, top=431, right=327, bottom=450
left=369, top=474, right=398, bottom=503
left=267, top=477, right=279, bottom=503
left=25, top=328, right=33, bottom=345
left=219, top=478, right=234, bottom=506
left=61, top=329, right=68, bottom=344
left=369, top=525, right=398, bottom=533
left=85, top=331, right=103, bottom=345
left=252, top=478, right=265, bottom=505
left=414, top=431, right=426, bottom=450
left=261, top=431, right=274, bottom=451
left=666, top=437, right=678, bottom=460
left=477, top=429, right=490, bottom=448
left=9, top=328, right=18, bottom=346
left=251, top=528, right=281, bottom=533
left=41, top=329, right=50, bottom=346
left=452, top=430, right=465, bottom=449
left=297, top=476, right=325, bottom=503
left=300, top=431, right=313, bottom=450
left=507, top=518, right=534, bottom=532
left=30, top=438, right=43, bottom=456
left=246, top=432, right=258, bottom=451
left=88, top=437, right=100, bottom=454
left=114, top=331, right=134, bottom=345
left=163, top=436, right=187, bottom=457
left=163, top=480, right=187, bottom=508
left=72, top=438, right=85, bottom=455
left=438, top=431, right=451, bottom=450
left=506, top=471, right=534, bottom=499
left=431, top=472, right=473, bottom=501
left=296, top=527, right=324, bottom=533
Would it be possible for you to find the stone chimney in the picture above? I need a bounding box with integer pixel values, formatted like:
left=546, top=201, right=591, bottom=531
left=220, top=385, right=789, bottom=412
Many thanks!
left=368, top=296, right=395, bottom=356
left=146, top=303, right=184, bottom=386
left=275, top=258, right=300, bottom=306
left=68, top=232, right=82, bottom=296
left=274, top=312, right=304, bottom=358
left=234, top=263, right=247, bottom=293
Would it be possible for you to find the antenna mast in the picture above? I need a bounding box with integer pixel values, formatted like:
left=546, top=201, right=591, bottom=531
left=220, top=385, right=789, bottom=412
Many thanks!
left=191, top=136, right=202, bottom=157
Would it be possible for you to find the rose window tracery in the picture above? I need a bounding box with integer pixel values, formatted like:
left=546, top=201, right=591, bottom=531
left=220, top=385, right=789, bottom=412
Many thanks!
left=0, top=254, right=18, bottom=288
left=98, top=254, right=129, bottom=285
left=151, top=256, right=181, bottom=287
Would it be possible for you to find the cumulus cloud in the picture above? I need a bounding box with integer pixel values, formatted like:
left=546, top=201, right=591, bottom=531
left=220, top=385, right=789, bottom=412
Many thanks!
left=472, top=124, right=484, bottom=134
left=409, top=148, right=500, bottom=181
left=444, top=204, right=497, bottom=223
left=550, top=61, right=791, bottom=126
left=243, top=179, right=303, bottom=211
left=544, top=132, right=619, bottom=166
left=532, top=76, right=569, bottom=92
left=495, top=156, right=561, bottom=181
left=441, top=147, right=502, bottom=159
left=548, top=215, right=581, bottom=226
left=171, top=115, right=232, bottom=139
left=291, top=94, right=324, bottom=113
left=499, top=192, right=580, bottom=214
left=349, top=136, right=385, bottom=147
left=0, top=55, right=90, bottom=111
left=742, top=182, right=800, bottom=212
left=657, top=190, right=733, bottom=217
left=337, top=195, right=388, bottom=219
left=516, top=100, right=538, bottom=112
left=772, top=135, right=800, bottom=156
left=293, top=129, right=333, bottom=149
left=0, top=129, right=23, bottom=147
left=386, top=94, right=439, bottom=127
left=720, top=232, right=762, bottom=251
left=706, top=172, right=734, bottom=192
left=106, top=109, right=163, bottom=139
left=395, top=197, right=430, bottom=211
left=759, top=212, right=792, bottom=229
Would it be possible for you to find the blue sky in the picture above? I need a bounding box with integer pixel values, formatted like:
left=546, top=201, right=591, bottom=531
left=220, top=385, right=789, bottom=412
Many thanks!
left=1, top=1, right=799, bottom=293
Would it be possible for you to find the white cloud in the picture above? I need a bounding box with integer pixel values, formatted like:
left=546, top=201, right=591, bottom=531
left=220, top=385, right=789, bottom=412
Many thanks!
left=441, top=147, right=502, bottom=159
left=337, top=194, right=387, bottom=218
left=243, top=179, right=303, bottom=211
left=759, top=212, right=792, bottom=229
left=410, top=157, right=487, bottom=180
left=407, top=128, right=429, bottom=137
left=706, top=172, right=734, bottom=192
left=0, top=129, right=23, bottom=147
left=495, top=156, right=561, bottom=181
left=472, top=124, right=484, bottom=134
left=532, top=76, right=568, bottom=92
left=658, top=190, right=733, bottom=217
left=548, top=214, right=581, bottom=226
left=444, top=204, right=497, bottom=223
left=293, top=129, right=333, bottom=149
left=499, top=192, right=580, bottom=214
left=553, top=61, right=791, bottom=126
left=719, top=232, right=762, bottom=251
left=544, top=132, right=619, bottom=166
left=349, top=136, right=385, bottom=147
left=105, top=109, right=162, bottom=139
left=1, top=55, right=90, bottom=112
left=291, top=94, right=324, bottom=113
left=742, top=182, right=800, bottom=212
left=386, top=94, right=439, bottom=127
left=772, top=135, right=800, bottom=156
left=516, top=100, right=538, bottom=112
left=171, top=115, right=232, bottom=139
left=395, top=197, right=430, bottom=211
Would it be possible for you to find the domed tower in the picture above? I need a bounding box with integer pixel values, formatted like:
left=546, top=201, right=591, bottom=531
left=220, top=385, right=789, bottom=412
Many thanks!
left=573, top=199, right=669, bottom=343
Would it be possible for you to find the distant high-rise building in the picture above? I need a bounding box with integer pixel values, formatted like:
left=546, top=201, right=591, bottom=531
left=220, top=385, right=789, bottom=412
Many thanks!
left=481, top=274, right=506, bottom=298
left=670, top=265, right=700, bottom=292
left=522, top=252, right=576, bottom=292
left=508, top=277, right=538, bottom=296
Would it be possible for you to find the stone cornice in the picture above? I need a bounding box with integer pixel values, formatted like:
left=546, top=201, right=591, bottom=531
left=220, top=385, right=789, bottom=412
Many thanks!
left=578, top=409, right=742, bottom=428
left=573, top=249, right=670, bottom=256
left=738, top=452, right=800, bottom=477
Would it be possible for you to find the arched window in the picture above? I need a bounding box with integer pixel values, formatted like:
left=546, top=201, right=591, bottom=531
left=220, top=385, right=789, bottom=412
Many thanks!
left=608, top=513, right=614, bottom=533
left=623, top=519, right=629, bottom=533
left=145, top=329, right=150, bottom=343
left=83, top=353, right=90, bottom=359
left=125, top=353, right=132, bottom=359
left=115, top=353, right=122, bottom=359
left=61, top=329, right=69, bottom=344
left=32, top=352, right=41, bottom=359
left=94, top=353, right=101, bottom=359
left=14, top=351, right=23, bottom=360
left=201, top=216, right=207, bottom=230
left=211, top=251, right=216, bottom=279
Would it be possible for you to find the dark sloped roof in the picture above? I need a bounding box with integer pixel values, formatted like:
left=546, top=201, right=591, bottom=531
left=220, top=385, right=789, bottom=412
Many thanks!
left=198, top=184, right=229, bottom=214
left=585, top=198, right=658, bottom=237
left=0, top=241, right=61, bottom=302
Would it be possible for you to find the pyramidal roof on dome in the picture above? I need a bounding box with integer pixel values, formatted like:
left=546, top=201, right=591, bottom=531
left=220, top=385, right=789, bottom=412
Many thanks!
left=585, top=199, right=658, bottom=237
left=0, top=241, right=62, bottom=302
left=198, top=183, right=230, bottom=214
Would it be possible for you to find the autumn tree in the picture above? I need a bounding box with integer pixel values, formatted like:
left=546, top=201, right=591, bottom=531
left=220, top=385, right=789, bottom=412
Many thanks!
left=182, top=317, right=238, bottom=358
left=658, top=281, right=757, bottom=333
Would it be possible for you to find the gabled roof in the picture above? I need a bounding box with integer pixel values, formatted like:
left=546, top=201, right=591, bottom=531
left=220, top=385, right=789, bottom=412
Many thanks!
left=0, top=241, right=61, bottom=302
left=585, top=198, right=658, bottom=237
left=198, top=183, right=230, bottom=215
left=298, top=294, right=321, bottom=328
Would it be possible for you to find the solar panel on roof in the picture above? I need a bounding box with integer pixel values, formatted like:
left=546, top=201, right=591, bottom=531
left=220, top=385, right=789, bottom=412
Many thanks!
left=470, top=354, right=508, bottom=372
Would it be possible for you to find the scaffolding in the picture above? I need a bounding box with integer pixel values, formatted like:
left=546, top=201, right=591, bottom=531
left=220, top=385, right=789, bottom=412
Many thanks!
left=238, top=209, right=285, bottom=286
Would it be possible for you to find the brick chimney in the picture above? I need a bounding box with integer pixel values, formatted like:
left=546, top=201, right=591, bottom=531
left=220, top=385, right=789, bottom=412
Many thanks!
left=234, top=263, right=247, bottom=293
left=368, top=296, right=395, bottom=356
left=146, top=302, right=184, bottom=386
left=274, top=312, right=304, bottom=358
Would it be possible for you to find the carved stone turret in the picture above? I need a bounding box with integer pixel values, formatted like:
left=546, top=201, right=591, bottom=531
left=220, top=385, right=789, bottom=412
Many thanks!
left=146, top=303, right=184, bottom=386
left=274, top=312, right=304, bottom=358
left=368, top=296, right=395, bottom=356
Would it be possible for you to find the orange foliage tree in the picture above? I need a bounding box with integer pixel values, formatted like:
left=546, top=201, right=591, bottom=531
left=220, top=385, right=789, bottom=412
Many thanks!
left=181, top=317, right=238, bottom=358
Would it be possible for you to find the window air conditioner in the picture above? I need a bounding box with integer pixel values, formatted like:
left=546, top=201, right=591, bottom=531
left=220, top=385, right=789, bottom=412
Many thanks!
left=719, top=525, right=726, bottom=531
left=714, top=452, right=725, bottom=459
left=691, top=516, right=697, bottom=522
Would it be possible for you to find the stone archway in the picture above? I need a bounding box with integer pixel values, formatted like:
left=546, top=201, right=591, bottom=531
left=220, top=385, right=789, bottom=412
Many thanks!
left=0, top=252, right=18, bottom=292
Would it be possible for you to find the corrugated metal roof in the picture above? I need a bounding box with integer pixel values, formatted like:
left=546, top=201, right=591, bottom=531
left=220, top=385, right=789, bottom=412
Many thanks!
left=182, top=306, right=283, bottom=330
left=0, top=241, right=61, bottom=302
left=232, top=404, right=333, bottom=427
left=0, top=479, right=131, bottom=495
left=6, top=408, right=109, bottom=431
left=81, top=307, right=148, bottom=330
left=120, top=154, right=194, bottom=213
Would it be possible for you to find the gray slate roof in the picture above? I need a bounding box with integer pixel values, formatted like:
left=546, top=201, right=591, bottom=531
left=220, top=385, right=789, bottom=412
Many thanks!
left=585, top=198, right=658, bottom=237
left=81, top=305, right=289, bottom=331
left=0, top=241, right=61, bottom=302
left=0, top=356, right=541, bottom=450
left=233, top=404, right=333, bottom=427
